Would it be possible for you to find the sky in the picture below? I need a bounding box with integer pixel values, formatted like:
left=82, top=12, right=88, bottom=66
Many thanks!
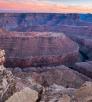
left=0, top=0, right=92, bottom=13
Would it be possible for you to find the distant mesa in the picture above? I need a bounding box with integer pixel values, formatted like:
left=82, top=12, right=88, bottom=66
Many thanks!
left=0, top=29, right=79, bottom=67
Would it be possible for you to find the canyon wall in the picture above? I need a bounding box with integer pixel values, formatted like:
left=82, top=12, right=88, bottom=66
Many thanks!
left=0, top=13, right=92, bottom=32
left=0, top=31, right=79, bottom=67
left=0, top=13, right=92, bottom=67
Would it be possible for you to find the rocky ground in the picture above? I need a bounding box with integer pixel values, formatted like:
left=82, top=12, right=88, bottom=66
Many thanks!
left=0, top=30, right=79, bottom=67
left=0, top=50, right=16, bottom=102
left=0, top=49, right=92, bottom=102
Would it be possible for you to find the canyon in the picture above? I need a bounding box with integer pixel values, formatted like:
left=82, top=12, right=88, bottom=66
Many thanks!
left=0, top=13, right=92, bottom=67
left=0, top=13, right=92, bottom=102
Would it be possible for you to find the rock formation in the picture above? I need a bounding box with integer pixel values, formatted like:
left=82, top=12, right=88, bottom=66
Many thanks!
left=64, top=29, right=92, bottom=61
left=5, top=65, right=92, bottom=102
left=74, top=61, right=92, bottom=78
left=6, top=87, right=38, bottom=102
left=0, top=30, right=79, bottom=67
left=5, top=81, right=92, bottom=102
left=40, top=81, right=92, bottom=102
left=0, top=13, right=92, bottom=32
left=12, top=65, right=91, bottom=88
left=0, top=13, right=92, bottom=102
left=1, top=13, right=92, bottom=61
left=0, top=49, right=16, bottom=102
left=0, top=13, right=92, bottom=61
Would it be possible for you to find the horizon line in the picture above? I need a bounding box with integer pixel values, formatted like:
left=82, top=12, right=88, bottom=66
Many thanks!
left=0, top=9, right=92, bottom=14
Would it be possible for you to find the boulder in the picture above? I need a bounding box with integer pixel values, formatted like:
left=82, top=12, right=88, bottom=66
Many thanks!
left=40, top=81, right=92, bottom=102
left=40, top=84, right=74, bottom=102
left=75, top=81, right=92, bottom=102
left=6, top=87, right=38, bottom=102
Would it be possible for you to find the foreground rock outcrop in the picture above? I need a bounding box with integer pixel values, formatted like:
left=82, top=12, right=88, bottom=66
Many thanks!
left=4, top=62, right=92, bottom=102
left=0, top=30, right=79, bottom=67
left=40, top=81, right=92, bottom=102
left=5, top=81, right=92, bottom=102
left=13, top=65, right=91, bottom=88
left=6, top=87, right=38, bottom=102
left=0, top=49, right=16, bottom=102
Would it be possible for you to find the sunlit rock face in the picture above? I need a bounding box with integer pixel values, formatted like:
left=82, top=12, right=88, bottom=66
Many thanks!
left=0, top=30, right=79, bottom=67
left=0, top=49, right=5, bottom=65
left=0, top=49, right=16, bottom=102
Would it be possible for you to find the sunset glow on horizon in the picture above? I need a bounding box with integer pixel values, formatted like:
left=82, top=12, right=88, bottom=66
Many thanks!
left=0, top=0, right=92, bottom=13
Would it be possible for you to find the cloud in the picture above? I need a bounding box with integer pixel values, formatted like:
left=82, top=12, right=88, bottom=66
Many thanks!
left=0, top=0, right=92, bottom=13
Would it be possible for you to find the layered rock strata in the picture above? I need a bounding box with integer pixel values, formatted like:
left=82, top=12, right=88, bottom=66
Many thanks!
left=0, top=31, right=79, bottom=67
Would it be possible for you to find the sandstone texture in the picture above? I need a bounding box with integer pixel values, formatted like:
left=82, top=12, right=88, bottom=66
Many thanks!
left=0, top=30, right=79, bottom=67
left=0, top=49, right=16, bottom=102
left=40, top=81, right=92, bottom=102
left=6, top=80, right=92, bottom=102
left=6, top=87, right=38, bottom=102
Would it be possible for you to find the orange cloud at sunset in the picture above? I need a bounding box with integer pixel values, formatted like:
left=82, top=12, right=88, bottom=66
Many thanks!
left=0, top=1, right=92, bottom=13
